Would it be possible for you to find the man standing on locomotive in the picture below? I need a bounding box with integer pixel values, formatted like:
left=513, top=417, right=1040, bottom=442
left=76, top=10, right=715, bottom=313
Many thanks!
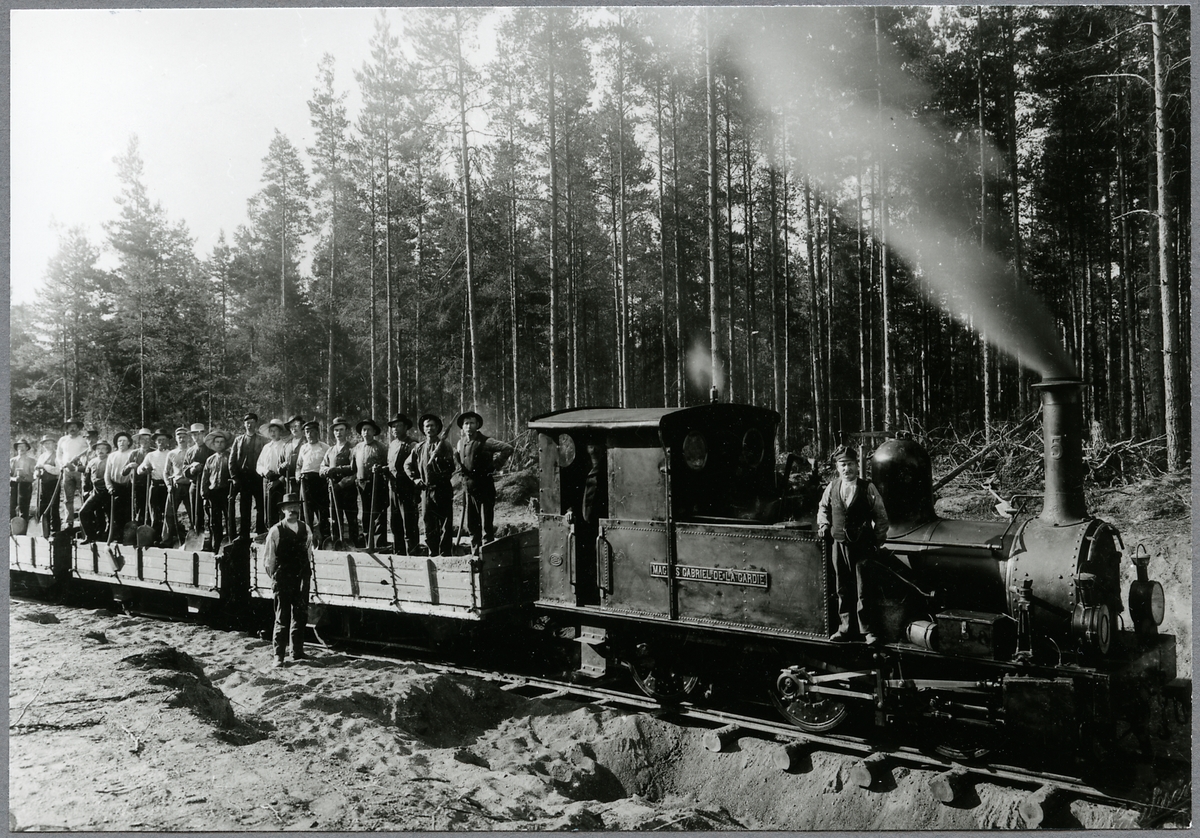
left=816, top=445, right=889, bottom=645
left=261, top=492, right=314, bottom=668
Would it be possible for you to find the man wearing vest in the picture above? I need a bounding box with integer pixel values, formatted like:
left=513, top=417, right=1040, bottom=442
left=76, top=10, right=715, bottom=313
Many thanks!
left=319, top=417, right=358, bottom=545
left=404, top=414, right=456, bottom=556
left=200, top=430, right=233, bottom=552
left=453, top=411, right=514, bottom=551
left=816, top=445, right=889, bottom=645
left=185, top=422, right=213, bottom=532
left=385, top=412, right=420, bottom=555
left=351, top=418, right=388, bottom=550
left=261, top=492, right=313, bottom=667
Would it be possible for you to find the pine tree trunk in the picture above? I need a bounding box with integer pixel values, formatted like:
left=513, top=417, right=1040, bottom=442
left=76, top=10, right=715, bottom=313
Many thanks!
left=670, top=74, right=685, bottom=407
left=617, top=12, right=630, bottom=406
left=456, top=21, right=479, bottom=413
left=977, top=5, right=992, bottom=442
left=875, top=9, right=895, bottom=432
left=768, top=120, right=781, bottom=413
left=804, top=176, right=822, bottom=458
left=547, top=20, right=560, bottom=413
left=657, top=75, right=670, bottom=408
left=1151, top=6, right=1184, bottom=470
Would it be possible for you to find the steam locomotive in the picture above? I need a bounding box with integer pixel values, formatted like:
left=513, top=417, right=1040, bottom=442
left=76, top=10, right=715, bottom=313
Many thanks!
left=9, top=377, right=1177, bottom=768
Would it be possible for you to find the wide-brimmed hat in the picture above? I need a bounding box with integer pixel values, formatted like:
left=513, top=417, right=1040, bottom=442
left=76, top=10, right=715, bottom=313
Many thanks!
left=135, top=427, right=153, bottom=439
left=205, top=430, right=230, bottom=447
left=112, top=431, right=133, bottom=447
left=92, top=439, right=112, bottom=453
left=12, top=439, right=30, bottom=451
left=356, top=418, right=381, bottom=436
left=243, top=412, right=259, bottom=422
left=64, top=417, right=83, bottom=429
left=267, top=418, right=287, bottom=434
left=39, top=435, right=56, bottom=446
left=387, top=412, right=413, bottom=429
left=456, top=411, right=484, bottom=429
left=279, top=492, right=302, bottom=508
left=189, top=422, right=207, bottom=433
left=286, top=414, right=306, bottom=428
left=418, top=413, right=443, bottom=432
left=330, top=416, right=350, bottom=431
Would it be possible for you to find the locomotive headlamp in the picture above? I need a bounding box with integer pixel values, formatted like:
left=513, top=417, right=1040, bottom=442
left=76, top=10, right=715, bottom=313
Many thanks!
left=1129, top=580, right=1166, bottom=628
left=1071, top=603, right=1112, bottom=654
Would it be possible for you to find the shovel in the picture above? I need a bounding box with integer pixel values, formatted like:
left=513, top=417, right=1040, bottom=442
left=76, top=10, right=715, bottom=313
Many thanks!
left=322, top=477, right=348, bottom=551
left=11, top=482, right=27, bottom=536
left=136, top=478, right=156, bottom=548
left=41, top=472, right=63, bottom=539
left=121, top=480, right=138, bottom=546
left=160, top=483, right=178, bottom=548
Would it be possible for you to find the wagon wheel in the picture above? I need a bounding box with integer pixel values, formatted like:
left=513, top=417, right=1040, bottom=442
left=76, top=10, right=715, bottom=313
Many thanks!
left=626, top=645, right=700, bottom=702
left=773, top=668, right=849, bottom=733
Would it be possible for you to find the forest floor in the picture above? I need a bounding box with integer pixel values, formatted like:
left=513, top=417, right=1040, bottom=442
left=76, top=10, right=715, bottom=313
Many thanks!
left=8, top=482, right=1192, bottom=831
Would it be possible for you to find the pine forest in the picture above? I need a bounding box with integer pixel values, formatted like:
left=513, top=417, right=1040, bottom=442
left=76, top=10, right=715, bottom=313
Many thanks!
left=11, top=5, right=1192, bottom=472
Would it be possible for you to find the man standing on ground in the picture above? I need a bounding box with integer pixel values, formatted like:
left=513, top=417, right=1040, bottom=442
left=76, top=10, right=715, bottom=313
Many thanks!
left=262, top=492, right=313, bottom=668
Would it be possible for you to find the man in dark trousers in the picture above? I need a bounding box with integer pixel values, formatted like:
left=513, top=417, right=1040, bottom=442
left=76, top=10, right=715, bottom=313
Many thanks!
left=261, top=492, right=313, bottom=668
left=229, top=412, right=267, bottom=543
left=185, top=422, right=213, bottom=531
left=816, top=445, right=890, bottom=645
left=319, top=417, right=357, bottom=546
left=296, top=420, right=329, bottom=542
left=200, top=430, right=233, bottom=552
left=78, top=439, right=112, bottom=543
left=404, top=414, right=456, bottom=556
left=385, top=412, right=420, bottom=555
left=10, top=439, right=35, bottom=521
left=453, top=411, right=514, bottom=551
left=351, top=418, right=388, bottom=550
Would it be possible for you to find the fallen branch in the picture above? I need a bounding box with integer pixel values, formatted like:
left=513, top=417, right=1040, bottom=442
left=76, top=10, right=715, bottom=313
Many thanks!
left=116, top=721, right=142, bottom=754
left=11, top=673, right=52, bottom=728
left=10, top=718, right=101, bottom=733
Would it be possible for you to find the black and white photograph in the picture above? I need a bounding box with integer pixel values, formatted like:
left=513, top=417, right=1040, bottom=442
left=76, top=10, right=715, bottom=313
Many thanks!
left=7, top=4, right=1192, bottom=830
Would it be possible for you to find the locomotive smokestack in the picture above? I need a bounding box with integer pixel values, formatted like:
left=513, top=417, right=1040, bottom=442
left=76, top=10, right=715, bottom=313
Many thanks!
left=1032, top=378, right=1088, bottom=526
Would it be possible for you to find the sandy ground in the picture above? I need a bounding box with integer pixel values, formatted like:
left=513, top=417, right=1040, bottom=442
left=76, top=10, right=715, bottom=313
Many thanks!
left=8, top=489, right=1192, bottom=831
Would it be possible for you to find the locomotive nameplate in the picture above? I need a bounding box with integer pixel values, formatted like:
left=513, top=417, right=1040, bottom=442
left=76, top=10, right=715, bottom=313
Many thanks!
left=649, top=563, right=769, bottom=588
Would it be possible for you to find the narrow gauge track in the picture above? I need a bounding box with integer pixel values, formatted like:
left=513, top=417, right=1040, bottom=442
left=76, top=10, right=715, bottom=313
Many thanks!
left=322, top=637, right=1187, bottom=828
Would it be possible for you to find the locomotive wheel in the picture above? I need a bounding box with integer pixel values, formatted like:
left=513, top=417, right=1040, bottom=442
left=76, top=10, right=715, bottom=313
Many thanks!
left=773, top=669, right=849, bottom=733
left=628, top=660, right=700, bottom=702
left=777, top=694, right=849, bottom=733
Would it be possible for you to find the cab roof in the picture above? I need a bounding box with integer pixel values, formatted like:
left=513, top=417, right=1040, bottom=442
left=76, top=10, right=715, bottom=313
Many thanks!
left=528, top=403, right=779, bottom=432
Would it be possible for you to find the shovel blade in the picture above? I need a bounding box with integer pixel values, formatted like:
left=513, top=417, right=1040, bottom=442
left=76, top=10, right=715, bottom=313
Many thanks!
left=10, top=516, right=27, bottom=536
left=136, top=525, right=155, bottom=548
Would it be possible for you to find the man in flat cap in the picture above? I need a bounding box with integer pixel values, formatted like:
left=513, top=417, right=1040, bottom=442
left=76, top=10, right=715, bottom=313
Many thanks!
left=262, top=492, right=314, bottom=667
left=163, top=426, right=193, bottom=544
left=385, top=413, right=420, bottom=555
left=296, top=420, right=329, bottom=542
left=229, top=412, right=268, bottom=542
left=184, top=422, right=213, bottom=532
left=281, top=415, right=306, bottom=494
left=200, top=430, right=233, bottom=551
left=454, top=411, right=514, bottom=551
left=319, top=417, right=358, bottom=545
left=10, top=439, right=35, bottom=522
left=816, top=445, right=889, bottom=645
left=404, top=414, right=456, bottom=556
left=56, top=417, right=91, bottom=530
left=78, top=439, right=112, bottom=543
left=351, top=418, right=388, bottom=549
left=129, top=428, right=154, bottom=526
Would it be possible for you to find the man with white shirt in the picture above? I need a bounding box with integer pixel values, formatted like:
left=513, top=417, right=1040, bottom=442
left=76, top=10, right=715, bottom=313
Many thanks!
left=136, top=429, right=173, bottom=545
left=56, top=417, right=90, bottom=530
left=296, top=420, right=330, bottom=541
left=104, top=431, right=136, bottom=542
left=256, top=418, right=290, bottom=528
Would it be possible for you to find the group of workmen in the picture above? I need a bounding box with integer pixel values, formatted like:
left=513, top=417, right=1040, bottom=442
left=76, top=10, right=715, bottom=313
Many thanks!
left=10, top=410, right=514, bottom=558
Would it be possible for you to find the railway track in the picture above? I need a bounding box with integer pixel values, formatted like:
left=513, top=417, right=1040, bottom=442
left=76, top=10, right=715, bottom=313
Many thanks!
left=324, top=638, right=1189, bottom=829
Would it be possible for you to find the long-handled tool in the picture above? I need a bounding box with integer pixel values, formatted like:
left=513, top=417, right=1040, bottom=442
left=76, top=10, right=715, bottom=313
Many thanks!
left=29, top=469, right=42, bottom=535
left=41, top=471, right=64, bottom=538
left=12, top=481, right=28, bottom=536
left=160, top=481, right=178, bottom=548
left=121, top=474, right=138, bottom=546
left=136, top=476, right=156, bottom=548
left=367, top=468, right=383, bottom=552
left=324, top=477, right=347, bottom=550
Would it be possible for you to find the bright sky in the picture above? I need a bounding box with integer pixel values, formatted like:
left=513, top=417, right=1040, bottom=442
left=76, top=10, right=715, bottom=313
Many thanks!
left=10, top=7, right=466, bottom=306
